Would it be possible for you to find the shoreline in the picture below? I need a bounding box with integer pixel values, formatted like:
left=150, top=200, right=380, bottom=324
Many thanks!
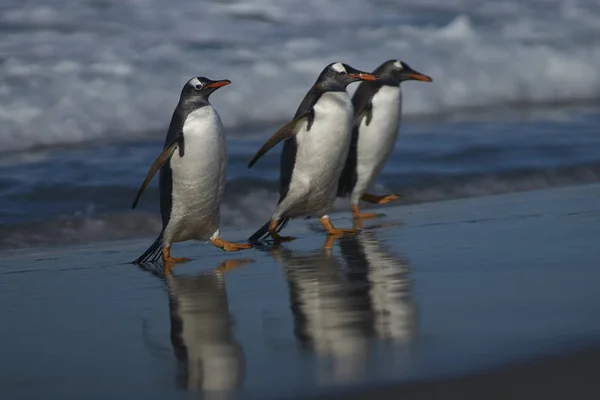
left=2, top=181, right=600, bottom=257
left=2, top=182, right=600, bottom=399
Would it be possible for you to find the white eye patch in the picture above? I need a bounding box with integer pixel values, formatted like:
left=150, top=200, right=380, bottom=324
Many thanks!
left=188, top=77, right=203, bottom=88
left=393, top=60, right=403, bottom=70
left=331, top=62, right=347, bottom=74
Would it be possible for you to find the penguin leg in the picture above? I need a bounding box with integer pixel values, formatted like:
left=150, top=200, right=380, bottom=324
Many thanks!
left=211, top=237, right=253, bottom=252
left=269, top=219, right=295, bottom=243
left=361, top=193, right=400, bottom=204
left=351, top=204, right=379, bottom=219
left=162, top=247, right=190, bottom=264
left=320, top=216, right=358, bottom=236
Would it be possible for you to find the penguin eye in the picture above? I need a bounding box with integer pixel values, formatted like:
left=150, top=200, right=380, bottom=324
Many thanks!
left=195, top=84, right=203, bottom=90
left=340, top=71, right=347, bottom=75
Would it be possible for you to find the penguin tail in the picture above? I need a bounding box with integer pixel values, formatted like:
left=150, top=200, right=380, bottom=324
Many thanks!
left=133, top=232, right=164, bottom=264
left=336, top=167, right=356, bottom=198
left=336, top=183, right=351, bottom=198
left=248, top=217, right=290, bottom=243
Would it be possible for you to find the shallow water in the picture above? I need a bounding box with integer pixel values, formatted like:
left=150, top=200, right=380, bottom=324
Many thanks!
left=2, top=107, right=600, bottom=250
left=2, top=183, right=600, bottom=399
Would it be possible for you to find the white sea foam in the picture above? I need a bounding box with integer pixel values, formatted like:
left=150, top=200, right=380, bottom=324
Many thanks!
left=1, top=0, right=599, bottom=152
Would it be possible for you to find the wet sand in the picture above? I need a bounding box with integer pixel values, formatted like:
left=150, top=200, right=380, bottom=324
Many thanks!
left=321, top=343, right=600, bottom=400
left=1, top=183, right=600, bottom=399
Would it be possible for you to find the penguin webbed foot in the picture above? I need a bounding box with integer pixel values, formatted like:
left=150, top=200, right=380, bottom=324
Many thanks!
left=351, top=204, right=384, bottom=220
left=268, top=219, right=295, bottom=243
left=320, top=217, right=359, bottom=237
left=361, top=193, right=400, bottom=204
left=211, top=237, right=253, bottom=252
left=161, top=247, right=190, bottom=264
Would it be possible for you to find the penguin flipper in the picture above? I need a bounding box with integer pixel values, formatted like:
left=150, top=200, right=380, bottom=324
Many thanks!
left=132, top=132, right=183, bottom=209
left=337, top=124, right=359, bottom=198
left=248, top=112, right=311, bottom=168
left=354, top=101, right=373, bottom=127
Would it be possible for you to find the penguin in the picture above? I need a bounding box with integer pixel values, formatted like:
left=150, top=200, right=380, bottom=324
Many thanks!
left=247, top=62, right=377, bottom=243
left=131, top=76, right=252, bottom=264
left=337, top=60, right=432, bottom=219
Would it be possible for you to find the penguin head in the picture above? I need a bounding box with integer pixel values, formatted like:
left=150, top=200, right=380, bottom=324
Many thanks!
left=317, top=62, right=378, bottom=88
left=377, top=60, right=433, bottom=86
left=180, top=77, right=231, bottom=102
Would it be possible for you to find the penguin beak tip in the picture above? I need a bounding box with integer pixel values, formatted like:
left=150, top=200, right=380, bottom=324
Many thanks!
left=351, top=73, right=377, bottom=81
left=406, top=73, right=433, bottom=82
left=207, top=80, right=232, bottom=88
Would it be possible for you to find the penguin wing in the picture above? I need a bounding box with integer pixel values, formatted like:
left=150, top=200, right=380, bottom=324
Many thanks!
left=131, top=132, right=184, bottom=209
left=354, top=101, right=373, bottom=127
left=248, top=112, right=310, bottom=168
left=352, top=79, right=380, bottom=128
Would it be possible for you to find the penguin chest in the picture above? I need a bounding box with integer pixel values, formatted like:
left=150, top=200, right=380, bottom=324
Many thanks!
left=167, top=107, right=226, bottom=241
left=294, top=92, right=353, bottom=210
left=355, top=86, right=402, bottom=192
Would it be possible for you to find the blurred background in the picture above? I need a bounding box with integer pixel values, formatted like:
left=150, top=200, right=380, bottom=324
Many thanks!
left=1, top=0, right=599, bottom=248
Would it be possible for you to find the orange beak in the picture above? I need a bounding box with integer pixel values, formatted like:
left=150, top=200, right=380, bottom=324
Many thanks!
left=206, top=79, right=232, bottom=88
left=404, top=72, right=433, bottom=82
left=349, top=73, right=377, bottom=81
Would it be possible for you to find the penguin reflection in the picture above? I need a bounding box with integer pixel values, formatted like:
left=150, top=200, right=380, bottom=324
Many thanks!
left=339, top=231, right=417, bottom=344
left=140, top=260, right=250, bottom=394
left=273, top=232, right=416, bottom=384
left=273, top=236, right=372, bottom=384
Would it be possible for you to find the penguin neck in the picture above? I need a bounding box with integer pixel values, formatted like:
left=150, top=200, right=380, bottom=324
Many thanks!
left=314, top=79, right=347, bottom=93
left=180, top=96, right=211, bottom=110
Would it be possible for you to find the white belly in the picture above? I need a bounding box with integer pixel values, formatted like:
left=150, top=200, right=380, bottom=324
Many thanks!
left=352, top=86, right=402, bottom=203
left=277, top=91, right=353, bottom=218
left=164, top=106, right=226, bottom=244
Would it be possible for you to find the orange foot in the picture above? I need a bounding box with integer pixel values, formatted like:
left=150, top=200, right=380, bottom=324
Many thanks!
left=269, top=219, right=295, bottom=243
left=320, top=216, right=359, bottom=237
left=361, top=193, right=400, bottom=204
left=212, top=237, right=253, bottom=252
left=351, top=204, right=379, bottom=220
left=162, top=247, right=190, bottom=264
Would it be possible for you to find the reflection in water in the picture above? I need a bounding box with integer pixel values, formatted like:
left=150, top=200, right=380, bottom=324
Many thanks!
left=339, top=231, right=417, bottom=344
left=271, top=231, right=417, bottom=385
left=139, top=260, right=250, bottom=396
left=275, top=240, right=371, bottom=384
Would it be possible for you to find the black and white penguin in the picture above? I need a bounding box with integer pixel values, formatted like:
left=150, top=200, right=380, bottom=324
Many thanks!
left=132, top=77, right=252, bottom=264
left=337, top=60, right=432, bottom=219
left=247, top=62, right=377, bottom=243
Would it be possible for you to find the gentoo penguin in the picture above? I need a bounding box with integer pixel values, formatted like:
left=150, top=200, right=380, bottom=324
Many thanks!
left=337, top=60, right=432, bottom=219
left=247, top=62, right=377, bottom=243
left=131, top=77, right=252, bottom=264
